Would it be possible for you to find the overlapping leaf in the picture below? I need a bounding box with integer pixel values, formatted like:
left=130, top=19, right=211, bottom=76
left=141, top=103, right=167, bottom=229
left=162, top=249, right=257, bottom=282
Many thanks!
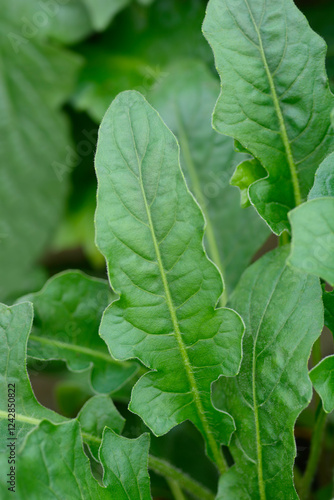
left=95, top=91, right=244, bottom=469
left=212, top=248, right=323, bottom=499
left=0, top=302, right=153, bottom=499
left=150, top=61, right=269, bottom=294
left=308, top=153, right=334, bottom=199
left=310, top=356, right=334, bottom=414
left=100, top=429, right=152, bottom=500
left=203, top=0, right=334, bottom=234
left=0, top=419, right=152, bottom=500
left=289, top=153, right=334, bottom=285
left=7, top=420, right=111, bottom=500
left=0, top=302, right=65, bottom=454
left=323, top=289, right=334, bottom=334
left=24, top=271, right=139, bottom=393
left=78, top=394, right=125, bottom=459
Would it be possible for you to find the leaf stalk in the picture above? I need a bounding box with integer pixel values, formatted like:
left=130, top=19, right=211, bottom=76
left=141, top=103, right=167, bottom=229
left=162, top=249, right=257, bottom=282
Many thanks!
left=299, top=404, right=327, bottom=500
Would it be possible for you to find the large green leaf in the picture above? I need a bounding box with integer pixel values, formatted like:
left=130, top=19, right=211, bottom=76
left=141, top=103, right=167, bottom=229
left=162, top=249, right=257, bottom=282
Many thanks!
left=203, top=0, right=334, bottom=234
left=289, top=154, right=334, bottom=286
left=212, top=247, right=323, bottom=499
left=0, top=11, right=81, bottom=301
left=95, top=91, right=244, bottom=470
left=310, top=356, right=334, bottom=414
left=149, top=60, right=269, bottom=295
left=24, top=271, right=139, bottom=393
left=0, top=302, right=65, bottom=453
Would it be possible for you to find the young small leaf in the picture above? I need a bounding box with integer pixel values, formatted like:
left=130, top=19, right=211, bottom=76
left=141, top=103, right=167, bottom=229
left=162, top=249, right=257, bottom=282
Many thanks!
left=78, top=395, right=125, bottom=460
left=289, top=198, right=334, bottom=285
left=289, top=154, right=334, bottom=286
left=0, top=302, right=65, bottom=453
left=95, top=90, right=244, bottom=470
left=100, top=430, right=152, bottom=500
left=310, top=356, right=334, bottom=413
left=230, top=158, right=267, bottom=209
left=309, top=153, right=334, bottom=199
left=203, top=0, right=334, bottom=234
left=25, top=271, right=138, bottom=393
left=323, top=289, right=334, bottom=334
left=212, top=247, right=323, bottom=499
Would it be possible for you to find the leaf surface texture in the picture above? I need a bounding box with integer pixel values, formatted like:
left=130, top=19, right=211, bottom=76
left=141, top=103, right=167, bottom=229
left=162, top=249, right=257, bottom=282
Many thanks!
left=95, top=91, right=244, bottom=469
left=212, top=248, right=323, bottom=499
left=203, top=0, right=334, bottom=233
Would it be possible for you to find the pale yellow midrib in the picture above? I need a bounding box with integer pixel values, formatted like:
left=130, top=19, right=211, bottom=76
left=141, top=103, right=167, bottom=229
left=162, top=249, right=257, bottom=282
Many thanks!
left=136, top=140, right=226, bottom=474
left=244, top=0, right=302, bottom=208
left=0, top=410, right=40, bottom=426
left=0, top=410, right=100, bottom=445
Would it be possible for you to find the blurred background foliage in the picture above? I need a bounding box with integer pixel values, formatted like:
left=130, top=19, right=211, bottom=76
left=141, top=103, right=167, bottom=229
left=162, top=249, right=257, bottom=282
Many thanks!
left=1, top=1, right=334, bottom=496
left=1, top=0, right=333, bottom=304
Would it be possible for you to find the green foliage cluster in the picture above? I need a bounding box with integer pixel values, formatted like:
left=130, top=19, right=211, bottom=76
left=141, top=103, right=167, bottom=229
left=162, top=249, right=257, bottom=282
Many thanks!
left=1, top=1, right=334, bottom=499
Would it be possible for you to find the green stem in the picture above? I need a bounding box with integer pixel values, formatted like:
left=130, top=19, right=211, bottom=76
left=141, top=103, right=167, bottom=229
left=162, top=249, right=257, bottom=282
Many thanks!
left=175, top=109, right=227, bottom=307
left=312, top=337, right=322, bottom=410
left=149, top=456, right=215, bottom=500
left=299, top=404, right=327, bottom=500
left=167, top=478, right=187, bottom=500
left=279, top=231, right=290, bottom=246
left=294, top=465, right=303, bottom=492
left=312, top=337, right=322, bottom=368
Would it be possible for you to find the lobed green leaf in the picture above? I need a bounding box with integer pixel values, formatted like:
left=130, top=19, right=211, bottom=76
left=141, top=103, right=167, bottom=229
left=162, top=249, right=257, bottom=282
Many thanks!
left=212, top=247, right=323, bottom=499
left=203, top=0, right=334, bottom=234
left=1, top=419, right=152, bottom=500
left=95, top=90, right=244, bottom=470
left=0, top=302, right=65, bottom=453
left=310, top=356, right=334, bottom=414
left=100, top=430, right=152, bottom=500
left=78, top=395, right=125, bottom=460
left=24, top=271, right=139, bottom=393
left=289, top=154, right=334, bottom=286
